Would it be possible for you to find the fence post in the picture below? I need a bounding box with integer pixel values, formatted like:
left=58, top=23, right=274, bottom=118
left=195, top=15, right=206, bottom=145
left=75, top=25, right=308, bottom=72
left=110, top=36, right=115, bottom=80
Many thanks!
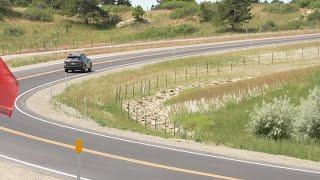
left=19, top=44, right=22, bottom=54
left=174, top=70, right=177, bottom=84
left=207, top=63, right=209, bottom=74
left=125, top=84, right=128, bottom=99
left=149, top=78, right=151, bottom=95
left=43, top=42, right=46, bottom=50
left=165, top=75, right=168, bottom=89
left=196, top=66, right=198, bottom=78
left=115, top=87, right=118, bottom=101
left=36, top=43, right=39, bottom=52
left=173, top=121, right=176, bottom=136
left=157, top=76, right=159, bottom=89
left=127, top=103, right=130, bottom=120
left=84, top=97, right=87, bottom=118
left=132, top=83, right=135, bottom=98
left=185, top=69, right=188, bottom=82
left=144, top=113, right=147, bottom=127
left=140, top=80, right=143, bottom=95
left=118, top=86, right=122, bottom=102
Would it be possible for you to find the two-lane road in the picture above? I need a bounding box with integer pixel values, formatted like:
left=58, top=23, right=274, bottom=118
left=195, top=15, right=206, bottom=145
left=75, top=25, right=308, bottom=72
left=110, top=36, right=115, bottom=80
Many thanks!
left=1, top=34, right=320, bottom=180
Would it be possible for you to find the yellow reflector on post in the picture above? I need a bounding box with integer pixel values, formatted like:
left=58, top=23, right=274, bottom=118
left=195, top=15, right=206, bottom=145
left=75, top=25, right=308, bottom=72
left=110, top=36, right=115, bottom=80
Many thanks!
left=75, top=139, right=83, bottom=154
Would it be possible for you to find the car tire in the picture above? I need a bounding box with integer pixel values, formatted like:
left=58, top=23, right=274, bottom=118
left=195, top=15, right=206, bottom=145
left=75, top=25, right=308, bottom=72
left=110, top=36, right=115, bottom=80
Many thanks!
left=65, top=69, right=69, bottom=73
left=88, top=64, right=92, bottom=72
left=83, top=66, right=87, bottom=73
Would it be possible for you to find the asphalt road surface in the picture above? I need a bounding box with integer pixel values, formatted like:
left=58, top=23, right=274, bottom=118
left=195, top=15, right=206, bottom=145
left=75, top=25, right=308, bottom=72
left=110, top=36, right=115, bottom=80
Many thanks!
left=1, top=34, right=320, bottom=180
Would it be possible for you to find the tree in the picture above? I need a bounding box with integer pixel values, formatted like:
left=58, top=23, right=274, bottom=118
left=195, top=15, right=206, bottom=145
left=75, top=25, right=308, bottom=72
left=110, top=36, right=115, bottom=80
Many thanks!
left=0, top=0, right=11, bottom=19
left=217, top=0, right=253, bottom=30
left=63, top=0, right=108, bottom=24
left=100, top=0, right=116, bottom=5
left=132, top=5, right=144, bottom=20
left=117, top=0, right=131, bottom=6
left=199, top=2, right=217, bottom=22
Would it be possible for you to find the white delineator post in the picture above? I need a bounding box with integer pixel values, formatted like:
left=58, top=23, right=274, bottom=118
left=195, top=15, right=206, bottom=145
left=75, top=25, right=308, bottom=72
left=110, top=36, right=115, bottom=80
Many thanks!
left=75, top=139, right=83, bottom=180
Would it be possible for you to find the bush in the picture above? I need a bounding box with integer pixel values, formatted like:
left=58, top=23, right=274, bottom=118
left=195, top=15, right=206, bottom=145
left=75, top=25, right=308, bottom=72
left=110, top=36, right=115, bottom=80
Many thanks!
left=132, top=5, right=145, bottom=20
left=135, top=24, right=198, bottom=40
left=248, top=96, right=296, bottom=140
left=3, top=26, right=25, bottom=37
left=155, top=1, right=196, bottom=10
left=173, top=24, right=198, bottom=34
left=307, top=10, right=320, bottom=23
left=170, top=4, right=198, bottom=19
left=283, top=20, right=304, bottom=30
left=108, top=14, right=122, bottom=26
left=25, top=7, right=54, bottom=22
left=260, top=20, right=277, bottom=32
left=198, top=2, right=217, bottom=22
left=263, top=3, right=299, bottom=14
left=309, top=1, right=320, bottom=8
left=102, top=5, right=134, bottom=13
left=295, top=86, right=320, bottom=140
left=0, top=0, right=11, bottom=19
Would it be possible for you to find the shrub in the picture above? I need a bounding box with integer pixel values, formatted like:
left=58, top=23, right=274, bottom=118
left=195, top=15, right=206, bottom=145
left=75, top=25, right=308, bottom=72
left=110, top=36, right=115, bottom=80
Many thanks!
left=260, top=20, right=277, bottom=32
left=155, top=1, right=196, bottom=10
left=295, top=86, right=320, bottom=140
left=132, top=5, right=145, bottom=20
left=108, top=14, right=122, bottom=26
left=169, top=4, right=198, bottom=19
left=25, top=7, right=54, bottom=22
left=198, top=2, right=217, bottom=22
left=307, top=10, right=320, bottom=23
left=309, top=1, right=320, bottom=8
left=173, top=24, right=198, bottom=34
left=0, top=0, right=11, bottom=19
left=263, top=3, right=299, bottom=14
left=102, top=5, right=134, bottom=13
left=294, top=0, right=311, bottom=8
left=283, top=20, right=304, bottom=30
left=3, top=26, right=25, bottom=37
left=135, top=24, right=198, bottom=40
left=248, top=96, right=296, bottom=140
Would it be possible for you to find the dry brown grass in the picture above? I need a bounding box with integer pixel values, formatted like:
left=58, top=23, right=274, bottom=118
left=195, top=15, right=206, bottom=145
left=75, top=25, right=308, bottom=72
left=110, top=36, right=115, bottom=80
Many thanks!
left=169, top=66, right=319, bottom=104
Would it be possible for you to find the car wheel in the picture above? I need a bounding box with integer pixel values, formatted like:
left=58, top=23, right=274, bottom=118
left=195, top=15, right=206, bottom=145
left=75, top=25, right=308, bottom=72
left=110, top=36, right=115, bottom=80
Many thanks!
left=83, top=66, right=87, bottom=73
left=88, top=64, right=92, bottom=72
left=65, top=69, right=69, bottom=73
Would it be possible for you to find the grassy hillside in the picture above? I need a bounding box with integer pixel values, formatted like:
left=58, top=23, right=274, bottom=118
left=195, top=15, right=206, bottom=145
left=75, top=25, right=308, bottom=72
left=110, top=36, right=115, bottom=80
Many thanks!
left=0, top=4, right=318, bottom=55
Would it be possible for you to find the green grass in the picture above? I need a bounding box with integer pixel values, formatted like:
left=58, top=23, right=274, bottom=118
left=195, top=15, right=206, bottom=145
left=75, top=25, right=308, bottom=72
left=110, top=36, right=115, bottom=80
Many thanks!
left=172, top=68, right=320, bottom=161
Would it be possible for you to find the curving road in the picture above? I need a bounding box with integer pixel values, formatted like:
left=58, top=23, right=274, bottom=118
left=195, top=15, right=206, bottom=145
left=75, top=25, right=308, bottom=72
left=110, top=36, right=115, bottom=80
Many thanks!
left=1, top=34, right=320, bottom=180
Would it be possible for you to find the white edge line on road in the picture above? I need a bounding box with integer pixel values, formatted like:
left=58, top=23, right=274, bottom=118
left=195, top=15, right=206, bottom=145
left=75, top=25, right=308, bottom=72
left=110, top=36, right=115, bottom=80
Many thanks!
left=14, top=52, right=320, bottom=176
left=0, top=154, right=91, bottom=180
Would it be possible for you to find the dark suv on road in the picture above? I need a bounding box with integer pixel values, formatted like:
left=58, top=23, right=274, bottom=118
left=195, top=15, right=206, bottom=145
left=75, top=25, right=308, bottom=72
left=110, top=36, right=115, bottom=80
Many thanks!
left=64, top=53, right=92, bottom=73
